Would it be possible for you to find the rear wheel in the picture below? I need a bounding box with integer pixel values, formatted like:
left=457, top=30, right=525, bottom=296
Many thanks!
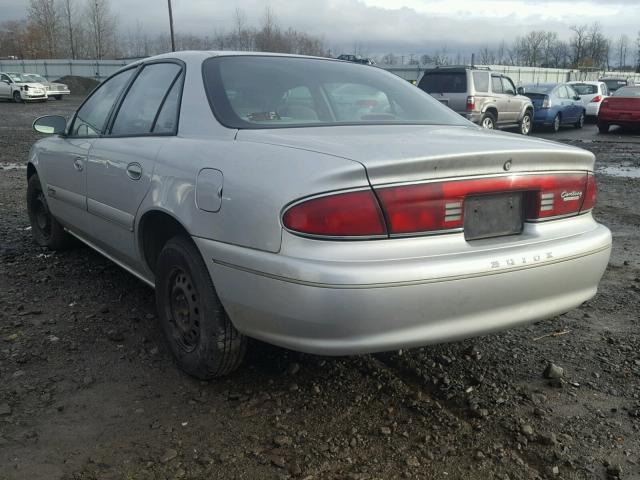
left=575, top=112, right=585, bottom=129
left=155, top=236, right=247, bottom=379
left=27, top=173, right=73, bottom=249
left=13, top=91, right=22, bottom=103
left=519, top=111, right=532, bottom=135
left=598, top=123, right=610, bottom=134
left=480, top=112, right=496, bottom=130
left=54, top=95, right=62, bottom=100
left=551, top=114, right=561, bottom=133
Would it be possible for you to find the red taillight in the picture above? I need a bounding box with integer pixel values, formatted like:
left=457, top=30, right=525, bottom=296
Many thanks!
left=601, top=99, right=609, bottom=108
left=466, top=96, right=475, bottom=111
left=283, top=174, right=597, bottom=239
left=590, top=95, right=602, bottom=103
left=282, top=190, right=386, bottom=237
left=582, top=173, right=597, bottom=211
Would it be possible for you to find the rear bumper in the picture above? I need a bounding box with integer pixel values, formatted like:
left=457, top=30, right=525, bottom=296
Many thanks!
left=598, top=112, right=640, bottom=125
left=48, top=90, right=70, bottom=96
left=585, top=103, right=600, bottom=117
left=194, top=216, right=611, bottom=355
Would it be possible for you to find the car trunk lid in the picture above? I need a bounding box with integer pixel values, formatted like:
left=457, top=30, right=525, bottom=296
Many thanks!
left=603, top=97, right=640, bottom=111
left=236, top=124, right=594, bottom=187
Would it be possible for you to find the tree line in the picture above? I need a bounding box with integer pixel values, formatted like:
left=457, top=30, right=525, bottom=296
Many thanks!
left=0, top=1, right=327, bottom=60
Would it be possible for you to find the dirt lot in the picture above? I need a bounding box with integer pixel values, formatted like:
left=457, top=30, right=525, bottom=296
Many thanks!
left=1, top=97, right=639, bottom=480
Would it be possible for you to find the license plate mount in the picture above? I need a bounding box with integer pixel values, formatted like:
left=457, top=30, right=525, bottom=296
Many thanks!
left=464, top=193, right=523, bottom=241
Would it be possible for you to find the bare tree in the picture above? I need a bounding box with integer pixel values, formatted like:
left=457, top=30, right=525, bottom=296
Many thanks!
left=570, top=24, right=589, bottom=66
left=61, top=0, right=78, bottom=59
left=616, top=35, right=629, bottom=69
left=86, top=0, right=114, bottom=59
left=28, top=0, right=59, bottom=58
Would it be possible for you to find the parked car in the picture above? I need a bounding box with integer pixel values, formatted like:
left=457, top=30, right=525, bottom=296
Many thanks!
left=27, top=52, right=611, bottom=378
left=417, top=66, right=534, bottom=135
left=337, top=54, right=375, bottom=65
left=24, top=73, right=70, bottom=100
left=567, top=80, right=609, bottom=118
left=0, top=71, right=47, bottom=102
left=597, top=86, right=640, bottom=133
left=598, top=76, right=635, bottom=93
left=520, top=83, right=586, bottom=132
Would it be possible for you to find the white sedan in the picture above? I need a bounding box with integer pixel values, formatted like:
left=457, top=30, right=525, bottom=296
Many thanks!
left=0, top=72, right=47, bottom=102
left=568, top=81, right=609, bottom=118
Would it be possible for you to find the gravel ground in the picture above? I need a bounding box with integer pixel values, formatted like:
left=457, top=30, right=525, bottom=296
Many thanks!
left=1, top=97, right=639, bottom=480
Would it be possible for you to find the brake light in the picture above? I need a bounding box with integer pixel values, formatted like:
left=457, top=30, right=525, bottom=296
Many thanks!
left=590, top=95, right=602, bottom=103
left=582, top=173, right=597, bottom=211
left=282, top=190, right=386, bottom=237
left=466, top=96, right=475, bottom=111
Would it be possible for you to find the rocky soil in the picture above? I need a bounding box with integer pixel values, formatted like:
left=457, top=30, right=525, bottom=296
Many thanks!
left=1, top=98, right=639, bottom=480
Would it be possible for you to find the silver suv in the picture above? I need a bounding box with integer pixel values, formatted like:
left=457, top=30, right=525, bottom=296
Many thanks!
left=417, top=66, right=534, bottom=135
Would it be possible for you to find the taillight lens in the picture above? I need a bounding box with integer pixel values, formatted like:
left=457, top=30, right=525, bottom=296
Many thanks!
left=282, top=190, right=386, bottom=237
left=542, top=96, right=550, bottom=108
left=283, top=173, right=597, bottom=239
left=466, top=96, right=475, bottom=111
left=590, top=95, right=602, bottom=103
left=376, top=173, right=596, bottom=235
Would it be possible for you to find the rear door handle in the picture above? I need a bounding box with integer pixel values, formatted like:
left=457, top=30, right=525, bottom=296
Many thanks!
left=126, top=162, right=142, bottom=180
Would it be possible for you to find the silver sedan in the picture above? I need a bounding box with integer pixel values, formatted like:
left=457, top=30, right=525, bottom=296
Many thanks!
left=27, top=52, right=611, bottom=378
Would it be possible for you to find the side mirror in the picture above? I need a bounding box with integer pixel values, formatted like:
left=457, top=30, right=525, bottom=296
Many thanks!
left=573, top=95, right=581, bottom=101
left=517, top=87, right=525, bottom=95
left=33, top=115, right=66, bottom=135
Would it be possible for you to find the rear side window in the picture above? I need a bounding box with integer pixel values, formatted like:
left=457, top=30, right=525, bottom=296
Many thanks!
left=418, top=72, right=466, bottom=93
left=111, top=63, right=182, bottom=135
left=491, top=76, right=503, bottom=93
left=556, top=86, right=568, bottom=99
left=153, top=73, right=184, bottom=133
left=472, top=72, right=489, bottom=92
left=71, top=68, right=134, bottom=137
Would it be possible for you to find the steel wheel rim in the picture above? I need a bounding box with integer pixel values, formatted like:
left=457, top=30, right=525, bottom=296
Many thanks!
left=482, top=117, right=494, bottom=129
left=579, top=114, right=584, bottom=127
left=33, top=191, right=52, bottom=238
left=167, top=267, right=201, bottom=353
left=554, top=116, right=560, bottom=131
left=521, top=115, right=531, bottom=134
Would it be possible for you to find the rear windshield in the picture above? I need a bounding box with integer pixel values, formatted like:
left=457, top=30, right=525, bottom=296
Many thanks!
left=202, top=56, right=468, bottom=129
left=418, top=72, right=466, bottom=93
left=570, top=83, right=597, bottom=95
left=613, top=87, right=640, bottom=97
left=602, top=79, right=627, bottom=90
left=522, top=85, right=553, bottom=94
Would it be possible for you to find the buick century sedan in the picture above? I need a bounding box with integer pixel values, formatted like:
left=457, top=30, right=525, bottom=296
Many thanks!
left=27, top=52, right=611, bottom=378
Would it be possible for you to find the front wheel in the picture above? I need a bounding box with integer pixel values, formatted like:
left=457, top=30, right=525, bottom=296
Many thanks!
left=480, top=112, right=496, bottom=130
left=13, top=91, right=22, bottom=103
left=598, top=123, right=610, bottom=134
left=155, top=236, right=247, bottom=379
left=575, top=112, right=585, bottom=129
left=27, top=173, right=73, bottom=249
left=519, top=112, right=532, bottom=135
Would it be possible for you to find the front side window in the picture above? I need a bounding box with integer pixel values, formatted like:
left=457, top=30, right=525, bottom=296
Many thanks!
left=1, top=74, right=11, bottom=83
left=501, top=77, right=516, bottom=95
left=71, top=68, right=134, bottom=137
left=203, top=57, right=467, bottom=129
left=111, top=63, right=182, bottom=135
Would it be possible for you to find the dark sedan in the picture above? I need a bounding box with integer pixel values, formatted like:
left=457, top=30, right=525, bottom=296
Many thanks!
left=520, top=83, right=586, bottom=132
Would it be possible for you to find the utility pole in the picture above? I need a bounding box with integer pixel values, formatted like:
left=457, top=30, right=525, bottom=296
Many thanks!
left=167, top=0, right=176, bottom=52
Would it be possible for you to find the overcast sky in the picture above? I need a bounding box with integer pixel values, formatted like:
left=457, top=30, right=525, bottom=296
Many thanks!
left=4, top=0, right=640, bottom=54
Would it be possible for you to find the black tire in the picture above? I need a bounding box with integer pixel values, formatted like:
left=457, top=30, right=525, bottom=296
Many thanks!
left=480, top=112, right=496, bottom=130
left=598, top=123, right=610, bottom=134
left=54, top=95, right=62, bottom=100
left=13, top=91, right=22, bottom=103
left=155, top=236, right=247, bottom=379
left=26, top=173, right=73, bottom=249
left=519, top=111, right=532, bottom=135
left=551, top=114, right=561, bottom=133
left=575, top=111, right=585, bottom=129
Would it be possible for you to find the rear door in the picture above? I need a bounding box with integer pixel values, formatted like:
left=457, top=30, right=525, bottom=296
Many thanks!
left=85, top=61, right=184, bottom=266
left=491, top=75, right=510, bottom=123
left=0, top=74, right=12, bottom=98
